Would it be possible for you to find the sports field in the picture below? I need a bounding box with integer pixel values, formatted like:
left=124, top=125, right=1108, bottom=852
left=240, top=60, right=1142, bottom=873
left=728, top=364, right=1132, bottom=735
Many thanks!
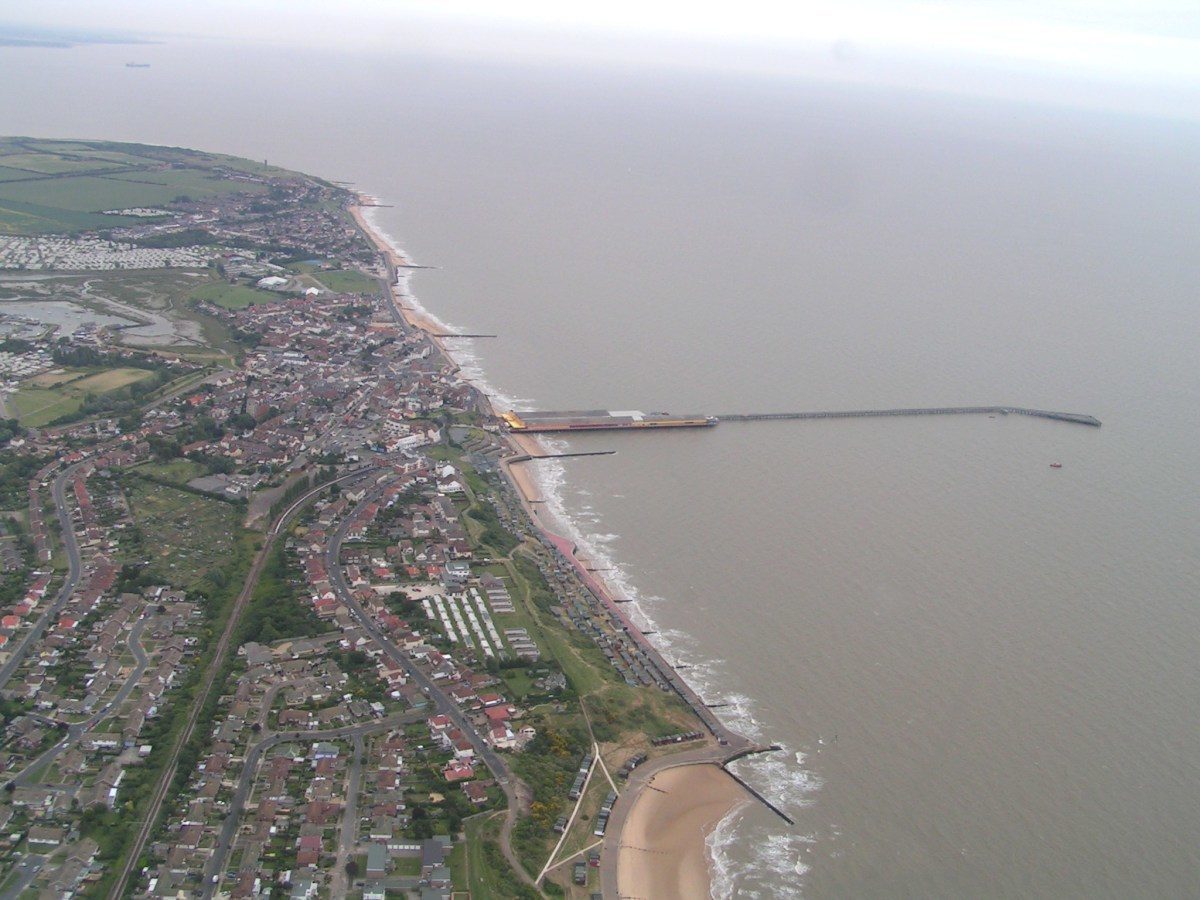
left=8, top=366, right=154, bottom=426
left=189, top=282, right=280, bottom=310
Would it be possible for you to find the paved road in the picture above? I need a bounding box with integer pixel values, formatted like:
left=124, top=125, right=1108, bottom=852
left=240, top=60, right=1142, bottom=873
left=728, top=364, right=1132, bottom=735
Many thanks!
left=0, top=463, right=84, bottom=692
left=107, top=470, right=378, bottom=900
left=328, top=730, right=366, bottom=898
left=202, top=714, right=416, bottom=897
left=0, top=853, right=47, bottom=900
left=10, top=615, right=149, bottom=788
left=324, top=483, right=536, bottom=887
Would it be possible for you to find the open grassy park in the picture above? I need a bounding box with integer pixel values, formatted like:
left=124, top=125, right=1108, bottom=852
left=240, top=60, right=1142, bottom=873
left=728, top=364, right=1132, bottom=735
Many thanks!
left=311, top=268, right=379, bottom=294
left=8, top=366, right=154, bottom=426
left=189, top=282, right=280, bottom=310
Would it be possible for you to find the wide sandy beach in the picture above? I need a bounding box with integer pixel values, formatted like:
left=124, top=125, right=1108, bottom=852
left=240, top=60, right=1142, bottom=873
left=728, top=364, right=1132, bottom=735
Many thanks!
left=618, top=763, right=749, bottom=899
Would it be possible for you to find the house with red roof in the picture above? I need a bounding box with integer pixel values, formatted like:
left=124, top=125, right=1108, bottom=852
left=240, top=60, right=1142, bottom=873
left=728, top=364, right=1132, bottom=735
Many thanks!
left=442, top=760, right=474, bottom=782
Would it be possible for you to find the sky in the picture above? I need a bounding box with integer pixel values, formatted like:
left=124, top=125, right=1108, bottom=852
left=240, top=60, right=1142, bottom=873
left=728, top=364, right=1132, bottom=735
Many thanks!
left=4, top=1, right=1199, bottom=116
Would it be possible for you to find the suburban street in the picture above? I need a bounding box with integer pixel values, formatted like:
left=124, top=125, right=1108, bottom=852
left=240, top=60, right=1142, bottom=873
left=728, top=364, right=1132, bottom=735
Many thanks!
left=107, top=468, right=383, bottom=900
left=328, top=731, right=365, bottom=897
left=202, top=713, right=420, bottom=896
left=0, top=463, right=84, bottom=691
left=324, top=481, right=537, bottom=886
left=10, top=615, right=149, bottom=789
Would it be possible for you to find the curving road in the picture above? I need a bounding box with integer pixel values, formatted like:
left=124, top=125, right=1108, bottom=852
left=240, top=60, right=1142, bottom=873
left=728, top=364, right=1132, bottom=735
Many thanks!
left=106, top=467, right=380, bottom=900
left=10, top=615, right=149, bottom=789
left=0, top=463, right=85, bottom=693
left=324, top=482, right=537, bottom=887
left=202, top=713, right=418, bottom=896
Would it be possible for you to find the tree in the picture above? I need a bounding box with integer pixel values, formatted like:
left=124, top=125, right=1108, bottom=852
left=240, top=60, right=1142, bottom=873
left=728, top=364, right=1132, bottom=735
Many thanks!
left=344, top=859, right=359, bottom=879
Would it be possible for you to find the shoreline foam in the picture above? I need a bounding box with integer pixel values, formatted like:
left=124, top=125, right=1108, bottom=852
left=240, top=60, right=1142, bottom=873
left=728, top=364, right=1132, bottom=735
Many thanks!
left=349, top=193, right=800, bottom=897
left=617, top=764, right=750, bottom=900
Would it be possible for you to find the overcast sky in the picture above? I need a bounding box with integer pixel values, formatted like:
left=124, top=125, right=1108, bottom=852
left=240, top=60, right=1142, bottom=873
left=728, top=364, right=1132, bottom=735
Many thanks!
left=5, top=0, right=1199, bottom=112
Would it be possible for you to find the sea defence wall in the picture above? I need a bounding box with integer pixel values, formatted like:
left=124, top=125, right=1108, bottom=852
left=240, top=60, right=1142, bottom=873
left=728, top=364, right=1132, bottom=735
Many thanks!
left=717, top=406, right=1101, bottom=427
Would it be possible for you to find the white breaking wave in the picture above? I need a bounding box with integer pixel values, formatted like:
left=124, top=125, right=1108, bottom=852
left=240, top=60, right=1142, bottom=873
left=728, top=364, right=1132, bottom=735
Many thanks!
left=708, top=799, right=755, bottom=899
left=363, top=197, right=818, bottom=898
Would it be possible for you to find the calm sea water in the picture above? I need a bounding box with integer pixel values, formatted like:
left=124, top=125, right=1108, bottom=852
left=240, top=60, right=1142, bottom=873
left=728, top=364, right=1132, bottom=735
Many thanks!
left=4, top=37, right=1198, bottom=898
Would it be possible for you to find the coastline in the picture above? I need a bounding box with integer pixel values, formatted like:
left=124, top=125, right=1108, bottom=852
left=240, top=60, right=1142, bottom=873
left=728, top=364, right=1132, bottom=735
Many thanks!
left=349, top=193, right=758, bottom=898
left=617, top=764, right=750, bottom=900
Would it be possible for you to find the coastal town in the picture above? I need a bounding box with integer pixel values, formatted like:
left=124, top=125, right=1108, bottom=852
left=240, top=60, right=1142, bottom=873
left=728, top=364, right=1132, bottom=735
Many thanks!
left=0, top=138, right=764, bottom=899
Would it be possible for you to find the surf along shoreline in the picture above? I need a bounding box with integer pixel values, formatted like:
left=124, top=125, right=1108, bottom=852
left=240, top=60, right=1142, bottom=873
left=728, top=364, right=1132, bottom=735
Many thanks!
left=349, top=193, right=780, bottom=897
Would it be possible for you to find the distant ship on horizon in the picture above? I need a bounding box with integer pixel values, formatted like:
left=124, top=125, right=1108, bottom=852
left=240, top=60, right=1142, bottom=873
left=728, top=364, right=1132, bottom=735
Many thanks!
left=125, top=62, right=150, bottom=68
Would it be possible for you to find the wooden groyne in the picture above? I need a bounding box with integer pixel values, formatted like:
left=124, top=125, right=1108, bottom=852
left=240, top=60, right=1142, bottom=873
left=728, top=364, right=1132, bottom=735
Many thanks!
left=721, top=746, right=795, bottom=825
left=718, top=406, right=1101, bottom=427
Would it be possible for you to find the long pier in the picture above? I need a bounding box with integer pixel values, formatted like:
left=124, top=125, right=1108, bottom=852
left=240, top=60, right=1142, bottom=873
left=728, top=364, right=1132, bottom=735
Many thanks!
left=501, top=405, right=1101, bottom=434
left=720, top=406, right=1101, bottom=427
left=507, top=450, right=616, bottom=463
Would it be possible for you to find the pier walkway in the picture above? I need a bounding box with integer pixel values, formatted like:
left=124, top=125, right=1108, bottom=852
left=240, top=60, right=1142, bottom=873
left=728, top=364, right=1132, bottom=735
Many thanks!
left=717, top=406, right=1101, bottom=427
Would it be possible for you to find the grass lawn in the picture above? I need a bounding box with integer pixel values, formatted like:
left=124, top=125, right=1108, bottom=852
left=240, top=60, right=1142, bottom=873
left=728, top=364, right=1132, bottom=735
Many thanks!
left=557, top=770, right=611, bottom=864
left=462, top=813, right=535, bottom=899
left=132, top=458, right=207, bottom=485
left=26, top=371, right=75, bottom=388
left=190, top=282, right=279, bottom=310
left=393, top=856, right=421, bottom=876
left=312, top=269, right=379, bottom=294
left=9, top=387, right=83, bottom=426
left=67, top=367, right=153, bottom=393
left=9, top=367, right=153, bottom=426
left=504, top=553, right=695, bottom=742
left=501, top=668, right=537, bottom=701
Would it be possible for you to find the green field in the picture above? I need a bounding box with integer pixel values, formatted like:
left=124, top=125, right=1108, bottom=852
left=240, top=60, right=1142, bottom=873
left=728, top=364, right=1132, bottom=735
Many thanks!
left=0, top=165, right=48, bottom=182
left=8, top=366, right=154, bottom=426
left=460, top=814, right=537, bottom=899
left=189, top=282, right=280, bottom=310
left=8, top=387, right=83, bottom=425
left=131, top=458, right=207, bottom=485
left=0, top=195, right=130, bottom=234
left=312, top=268, right=379, bottom=294
left=0, top=172, right=253, bottom=216
left=0, top=138, right=279, bottom=235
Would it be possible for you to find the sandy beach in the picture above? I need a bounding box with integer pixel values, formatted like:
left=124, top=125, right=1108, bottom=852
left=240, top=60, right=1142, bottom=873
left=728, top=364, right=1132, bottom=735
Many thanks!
left=348, top=196, right=448, bottom=336
left=351, top=195, right=556, bottom=513
left=618, top=764, right=748, bottom=900
left=349, top=196, right=753, bottom=898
